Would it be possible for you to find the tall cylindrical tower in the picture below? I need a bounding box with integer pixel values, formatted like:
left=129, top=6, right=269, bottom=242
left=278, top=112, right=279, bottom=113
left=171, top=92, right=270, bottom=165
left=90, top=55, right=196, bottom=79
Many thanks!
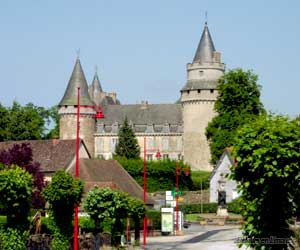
left=58, top=58, right=96, bottom=156
left=181, top=23, right=225, bottom=171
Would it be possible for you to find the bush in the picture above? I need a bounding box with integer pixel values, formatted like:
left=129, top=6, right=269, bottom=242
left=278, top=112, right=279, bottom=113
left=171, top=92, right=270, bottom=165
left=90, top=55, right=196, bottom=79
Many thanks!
left=227, top=198, right=242, bottom=214
left=146, top=210, right=161, bottom=230
left=179, top=203, right=218, bottom=214
left=0, top=228, right=29, bottom=250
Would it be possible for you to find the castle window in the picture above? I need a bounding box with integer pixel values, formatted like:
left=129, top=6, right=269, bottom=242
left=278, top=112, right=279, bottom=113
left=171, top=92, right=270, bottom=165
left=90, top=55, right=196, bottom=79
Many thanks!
left=163, top=154, right=169, bottom=160
left=199, top=70, right=204, bottom=77
left=147, top=137, right=154, bottom=150
left=177, top=137, right=182, bottom=151
left=147, top=154, right=153, bottom=161
left=162, top=138, right=169, bottom=151
left=210, top=89, right=214, bottom=93
left=178, top=154, right=182, bottom=160
left=110, top=138, right=118, bottom=152
left=187, top=90, right=190, bottom=94
left=198, top=89, right=201, bottom=93
left=96, top=138, right=104, bottom=152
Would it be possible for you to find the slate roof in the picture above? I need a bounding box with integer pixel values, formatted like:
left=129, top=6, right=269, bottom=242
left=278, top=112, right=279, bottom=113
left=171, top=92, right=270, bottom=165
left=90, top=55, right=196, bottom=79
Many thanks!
left=193, top=23, right=216, bottom=63
left=59, top=58, right=95, bottom=106
left=0, top=139, right=89, bottom=172
left=69, top=159, right=155, bottom=205
left=181, top=79, right=218, bottom=92
left=101, top=104, right=182, bottom=126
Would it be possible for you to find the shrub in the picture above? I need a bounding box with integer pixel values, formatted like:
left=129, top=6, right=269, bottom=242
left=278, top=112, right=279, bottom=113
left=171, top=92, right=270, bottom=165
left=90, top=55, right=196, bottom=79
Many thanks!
left=0, top=228, right=29, bottom=250
left=0, top=166, right=33, bottom=230
left=179, top=203, right=218, bottom=214
left=227, top=198, right=242, bottom=214
left=146, top=210, right=161, bottom=230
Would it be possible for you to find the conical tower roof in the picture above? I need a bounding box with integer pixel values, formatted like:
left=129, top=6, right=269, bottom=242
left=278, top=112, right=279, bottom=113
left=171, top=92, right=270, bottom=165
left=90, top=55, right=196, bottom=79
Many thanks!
left=59, top=58, right=95, bottom=106
left=193, top=23, right=216, bottom=63
left=91, top=72, right=103, bottom=93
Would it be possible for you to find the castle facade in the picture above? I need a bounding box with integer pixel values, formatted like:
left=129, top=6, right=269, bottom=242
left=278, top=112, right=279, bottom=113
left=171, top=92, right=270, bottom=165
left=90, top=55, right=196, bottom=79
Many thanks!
left=58, top=23, right=225, bottom=171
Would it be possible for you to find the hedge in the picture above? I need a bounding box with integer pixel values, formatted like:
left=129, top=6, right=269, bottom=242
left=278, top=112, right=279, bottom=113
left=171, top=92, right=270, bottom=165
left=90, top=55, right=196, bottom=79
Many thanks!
left=115, top=157, right=193, bottom=192
left=179, top=200, right=242, bottom=214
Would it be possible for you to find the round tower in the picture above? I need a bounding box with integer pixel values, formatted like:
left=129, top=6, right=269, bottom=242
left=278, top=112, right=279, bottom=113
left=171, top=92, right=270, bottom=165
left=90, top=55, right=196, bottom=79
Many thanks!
left=58, top=58, right=96, bottom=156
left=181, top=23, right=225, bottom=171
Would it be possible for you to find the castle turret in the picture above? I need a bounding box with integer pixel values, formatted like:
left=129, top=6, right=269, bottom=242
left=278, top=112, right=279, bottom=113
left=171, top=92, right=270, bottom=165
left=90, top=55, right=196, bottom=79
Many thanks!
left=181, top=23, right=225, bottom=170
left=58, top=58, right=96, bottom=156
left=88, top=71, right=103, bottom=106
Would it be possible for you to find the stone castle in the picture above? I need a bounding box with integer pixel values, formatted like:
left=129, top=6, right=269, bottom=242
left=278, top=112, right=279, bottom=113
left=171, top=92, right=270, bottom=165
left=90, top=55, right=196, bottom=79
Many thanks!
left=58, top=23, right=225, bottom=171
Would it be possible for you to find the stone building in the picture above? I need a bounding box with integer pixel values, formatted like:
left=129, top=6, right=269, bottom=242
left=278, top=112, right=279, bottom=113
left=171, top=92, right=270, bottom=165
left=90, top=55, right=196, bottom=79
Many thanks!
left=58, top=23, right=225, bottom=171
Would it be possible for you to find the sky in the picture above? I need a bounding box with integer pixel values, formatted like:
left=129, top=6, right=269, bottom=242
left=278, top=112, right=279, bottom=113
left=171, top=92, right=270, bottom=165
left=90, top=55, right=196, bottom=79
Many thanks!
left=0, top=0, right=299, bottom=116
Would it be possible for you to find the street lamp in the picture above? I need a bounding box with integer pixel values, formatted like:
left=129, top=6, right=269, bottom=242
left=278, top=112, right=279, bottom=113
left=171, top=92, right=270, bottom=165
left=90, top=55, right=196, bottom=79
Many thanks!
left=175, top=162, right=189, bottom=235
left=74, top=87, right=105, bottom=250
left=143, top=137, right=147, bottom=247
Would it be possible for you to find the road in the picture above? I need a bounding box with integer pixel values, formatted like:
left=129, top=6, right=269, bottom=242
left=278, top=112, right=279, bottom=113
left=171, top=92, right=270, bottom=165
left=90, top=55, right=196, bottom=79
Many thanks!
left=138, top=224, right=245, bottom=250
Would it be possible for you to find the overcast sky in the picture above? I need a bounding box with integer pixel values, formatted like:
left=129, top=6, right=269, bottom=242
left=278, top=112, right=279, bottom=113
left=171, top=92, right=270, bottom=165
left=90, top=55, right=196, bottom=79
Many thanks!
left=0, top=0, right=299, bottom=116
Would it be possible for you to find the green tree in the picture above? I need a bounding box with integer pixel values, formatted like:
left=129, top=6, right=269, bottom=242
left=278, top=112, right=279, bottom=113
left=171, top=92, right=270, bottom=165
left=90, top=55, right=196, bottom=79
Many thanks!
left=42, top=170, right=84, bottom=250
left=45, top=105, right=60, bottom=139
left=0, top=104, right=9, bottom=141
left=128, top=197, right=146, bottom=245
left=115, top=117, right=140, bottom=159
left=206, top=68, right=264, bottom=163
left=0, top=166, right=33, bottom=230
left=231, top=114, right=300, bottom=250
left=84, top=187, right=130, bottom=246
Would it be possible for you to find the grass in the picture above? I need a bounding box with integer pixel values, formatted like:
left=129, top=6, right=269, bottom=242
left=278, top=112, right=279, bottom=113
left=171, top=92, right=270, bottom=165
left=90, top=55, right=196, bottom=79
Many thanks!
left=185, top=213, right=242, bottom=222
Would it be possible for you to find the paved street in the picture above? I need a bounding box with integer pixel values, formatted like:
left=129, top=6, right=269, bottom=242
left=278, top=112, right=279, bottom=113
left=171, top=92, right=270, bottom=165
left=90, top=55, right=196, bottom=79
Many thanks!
left=138, top=224, right=245, bottom=250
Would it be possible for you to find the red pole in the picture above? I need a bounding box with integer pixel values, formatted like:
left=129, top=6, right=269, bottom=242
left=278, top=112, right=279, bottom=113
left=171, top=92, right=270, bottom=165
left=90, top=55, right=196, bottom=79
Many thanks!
left=176, top=162, right=179, bottom=235
left=74, top=87, right=80, bottom=250
left=143, top=137, right=147, bottom=246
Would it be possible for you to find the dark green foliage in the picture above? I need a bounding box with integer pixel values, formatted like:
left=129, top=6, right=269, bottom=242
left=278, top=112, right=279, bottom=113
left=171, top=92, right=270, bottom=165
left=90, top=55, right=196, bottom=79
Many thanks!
left=231, top=114, right=300, bottom=250
left=0, top=166, right=33, bottom=230
left=84, top=187, right=130, bottom=246
left=206, top=69, right=264, bottom=163
left=42, top=170, right=84, bottom=250
left=146, top=210, right=161, bottom=230
left=0, top=228, right=29, bottom=250
left=227, top=198, right=242, bottom=214
left=190, top=171, right=210, bottom=190
left=115, top=117, right=140, bottom=159
left=179, top=203, right=218, bottom=214
left=115, top=157, right=192, bottom=192
left=45, top=105, right=60, bottom=139
left=0, top=102, right=59, bottom=141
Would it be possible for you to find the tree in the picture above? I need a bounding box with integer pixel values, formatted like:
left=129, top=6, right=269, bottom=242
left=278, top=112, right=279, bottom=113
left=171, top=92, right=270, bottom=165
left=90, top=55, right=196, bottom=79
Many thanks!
left=115, top=117, right=140, bottom=159
left=84, top=187, right=130, bottom=246
left=42, top=170, right=84, bottom=250
left=128, top=197, right=146, bottom=245
left=230, top=114, right=300, bottom=250
left=206, top=68, right=264, bottom=164
left=0, top=166, right=33, bottom=230
left=0, top=103, right=9, bottom=141
left=0, top=143, right=45, bottom=209
left=45, top=105, right=60, bottom=139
